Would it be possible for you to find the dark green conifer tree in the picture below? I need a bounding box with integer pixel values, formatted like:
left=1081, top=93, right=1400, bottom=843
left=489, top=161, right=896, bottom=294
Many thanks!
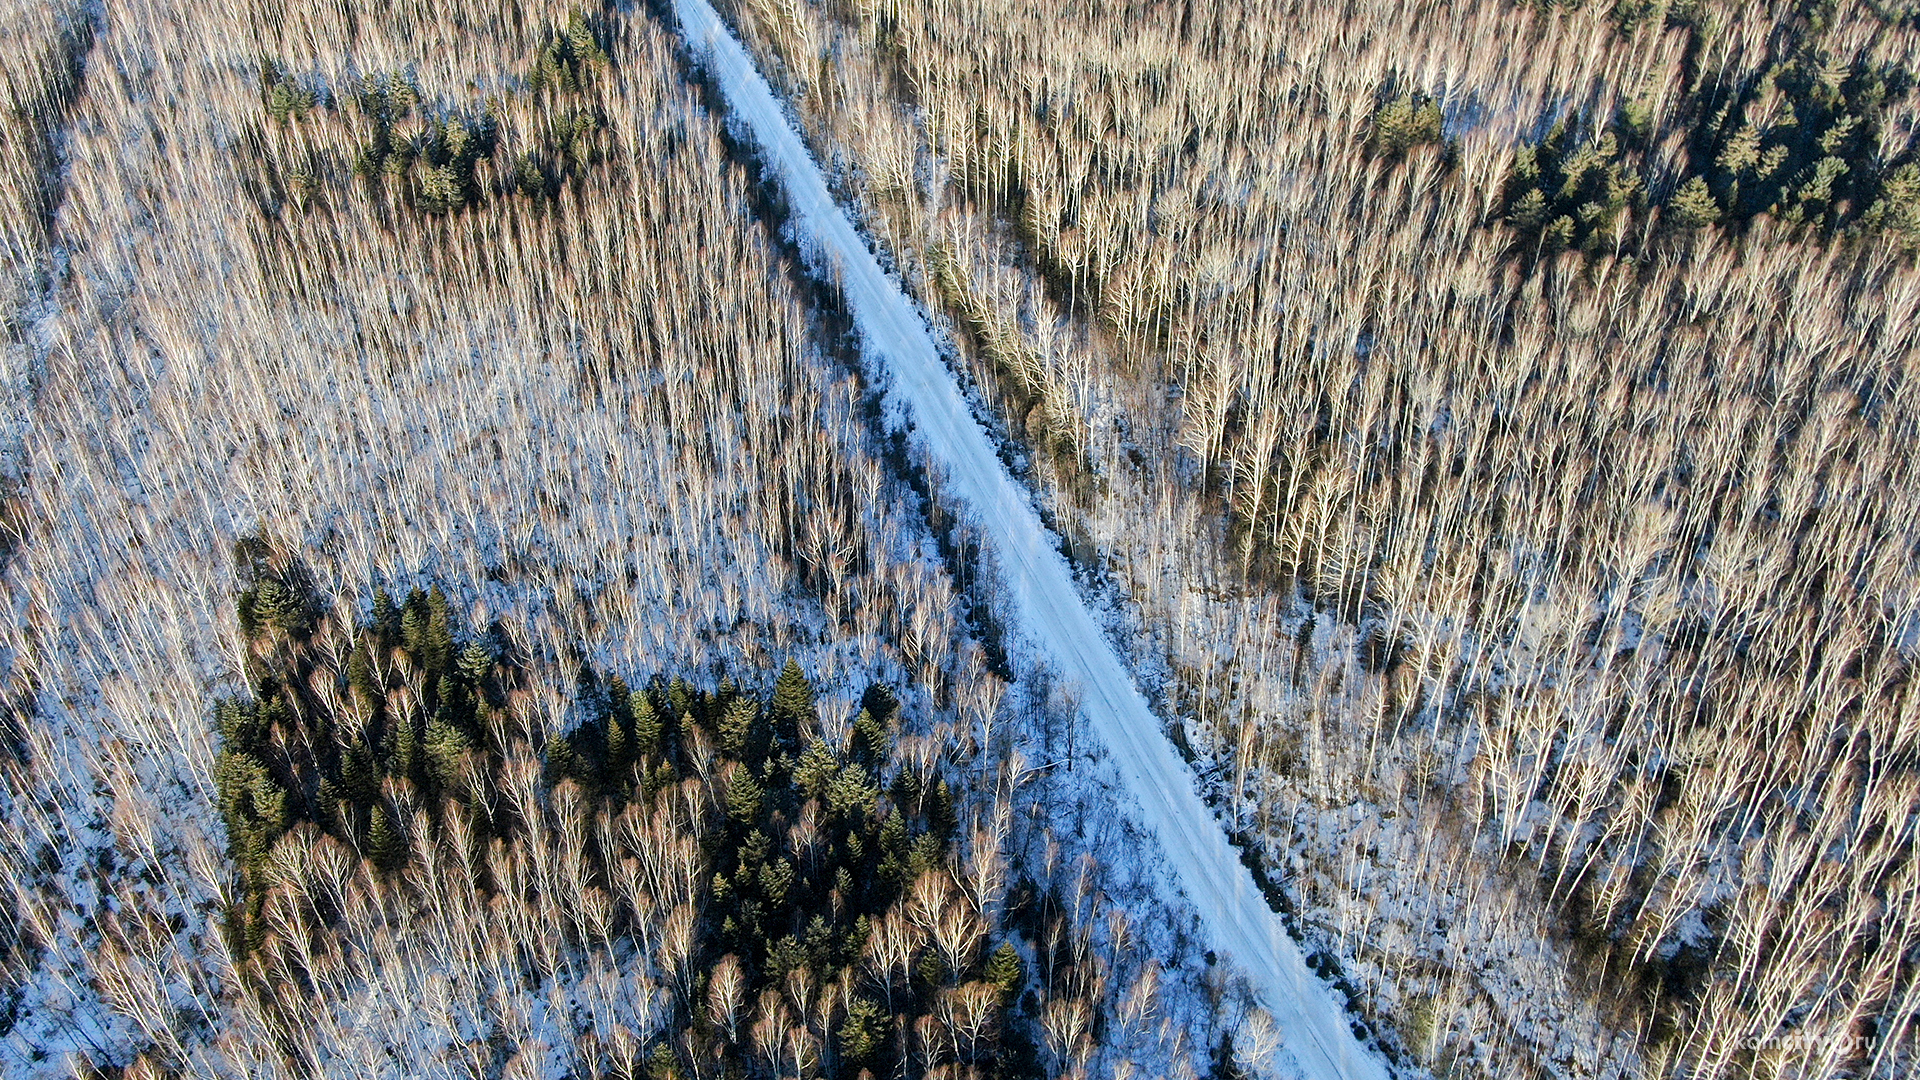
left=838, top=999, right=886, bottom=1069
left=771, top=659, right=815, bottom=736
left=726, top=766, right=763, bottom=828
left=339, top=738, right=379, bottom=804
left=424, top=714, right=471, bottom=792
left=985, top=941, right=1025, bottom=1004
left=928, top=777, right=958, bottom=840
left=386, top=712, right=420, bottom=781
left=424, top=585, right=454, bottom=676
left=796, top=737, right=838, bottom=800
left=717, top=696, right=764, bottom=763
left=631, top=690, right=663, bottom=758
left=347, top=640, right=378, bottom=708
left=851, top=709, right=890, bottom=772
left=401, top=589, right=429, bottom=658
left=605, top=706, right=632, bottom=781
left=371, top=587, right=397, bottom=638
left=367, top=801, right=406, bottom=869
left=456, top=639, right=493, bottom=685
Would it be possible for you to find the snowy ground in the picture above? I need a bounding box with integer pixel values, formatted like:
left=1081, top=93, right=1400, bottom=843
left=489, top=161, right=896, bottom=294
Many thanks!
left=670, top=3, right=1392, bottom=1077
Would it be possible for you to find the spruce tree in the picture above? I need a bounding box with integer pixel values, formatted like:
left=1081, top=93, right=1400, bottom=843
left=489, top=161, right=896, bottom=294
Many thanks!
left=759, top=858, right=794, bottom=906
left=646, top=1042, right=681, bottom=1080
left=371, top=587, right=397, bottom=638
left=1668, top=175, right=1723, bottom=230
left=838, top=999, right=886, bottom=1068
left=725, top=766, right=763, bottom=829
left=401, top=590, right=429, bottom=658
left=850, top=709, right=890, bottom=772
left=605, top=707, right=632, bottom=780
left=771, top=659, right=815, bottom=733
left=252, top=577, right=309, bottom=635
left=435, top=674, right=469, bottom=730
left=425, top=586, right=454, bottom=676
left=928, top=777, right=957, bottom=840
left=367, top=802, right=406, bottom=870
left=386, top=712, right=420, bottom=781
left=631, top=691, right=663, bottom=758
left=985, top=941, right=1025, bottom=1004
left=456, top=639, right=493, bottom=685
left=424, top=714, right=471, bottom=792
left=216, top=699, right=264, bottom=753
left=826, top=764, right=879, bottom=820
left=796, top=737, right=838, bottom=800
left=339, top=738, right=379, bottom=804
left=347, top=640, right=378, bottom=708
left=717, top=696, right=764, bottom=762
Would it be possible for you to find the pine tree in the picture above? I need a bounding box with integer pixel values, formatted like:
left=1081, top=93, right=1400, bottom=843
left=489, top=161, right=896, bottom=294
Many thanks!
left=985, top=941, right=1025, bottom=1004
left=860, top=682, right=899, bottom=721
left=216, top=699, right=264, bottom=753
left=251, top=576, right=310, bottom=635
left=759, top=858, right=794, bottom=906
left=1366, top=92, right=1443, bottom=158
left=646, top=1042, right=681, bottom=1080
left=643, top=759, right=677, bottom=801
left=347, top=640, right=379, bottom=708
left=838, top=998, right=887, bottom=1068
left=631, top=691, right=664, bottom=758
left=717, top=696, right=764, bottom=762
left=1508, top=187, right=1549, bottom=232
left=726, top=766, right=763, bottom=828
left=850, top=709, right=890, bottom=772
left=605, top=707, right=632, bottom=780
left=545, top=730, right=593, bottom=789
left=425, top=586, right=454, bottom=676
left=826, top=764, right=880, bottom=820
left=457, top=639, right=493, bottom=684
left=418, top=164, right=467, bottom=214
left=435, top=674, right=469, bottom=729
left=568, top=8, right=608, bottom=68
left=927, top=777, right=957, bottom=840
left=339, top=738, right=380, bottom=804
left=1864, top=162, right=1920, bottom=243
left=401, top=590, right=429, bottom=658
left=771, top=659, right=815, bottom=734
left=367, top=802, right=406, bottom=870
left=796, top=737, right=839, bottom=800
left=424, top=714, right=471, bottom=792
left=1668, top=175, right=1723, bottom=230
left=371, top=587, right=397, bottom=638
left=214, top=748, right=290, bottom=873
left=386, top=713, right=420, bottom=781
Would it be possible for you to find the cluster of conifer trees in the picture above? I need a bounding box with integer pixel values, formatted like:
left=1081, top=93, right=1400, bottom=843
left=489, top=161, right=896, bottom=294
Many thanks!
left=214, top=544, right=1042, bottom=1079
left=1503, top=4, right=1920, bottom=250
left=253, top=8, right=612, bottom=216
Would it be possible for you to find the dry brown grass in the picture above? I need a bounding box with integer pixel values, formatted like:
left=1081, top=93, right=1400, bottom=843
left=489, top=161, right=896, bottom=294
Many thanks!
left=717, top=0, right=1920, bottom=1075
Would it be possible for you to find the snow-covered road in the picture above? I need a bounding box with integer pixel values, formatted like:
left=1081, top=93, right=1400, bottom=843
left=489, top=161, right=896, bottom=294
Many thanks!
left=670, top=3, right=1392, bottom=1077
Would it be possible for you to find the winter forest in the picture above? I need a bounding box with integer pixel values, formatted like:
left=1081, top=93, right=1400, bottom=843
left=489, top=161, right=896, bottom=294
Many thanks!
left=2, top=1, right=1918, bottom=1080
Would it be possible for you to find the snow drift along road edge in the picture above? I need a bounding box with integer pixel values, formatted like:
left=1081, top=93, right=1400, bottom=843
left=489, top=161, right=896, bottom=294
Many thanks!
left=670, top=3, right=1393, bottom=1077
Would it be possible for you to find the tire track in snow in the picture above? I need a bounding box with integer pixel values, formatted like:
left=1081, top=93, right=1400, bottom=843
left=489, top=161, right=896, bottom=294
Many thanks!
left=669, top=3, right=1393, bottom=1076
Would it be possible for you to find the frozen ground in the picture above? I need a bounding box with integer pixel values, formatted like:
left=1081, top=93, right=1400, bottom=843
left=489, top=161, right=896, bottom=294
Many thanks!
left=670, top=3, right=1392, bottom=1077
